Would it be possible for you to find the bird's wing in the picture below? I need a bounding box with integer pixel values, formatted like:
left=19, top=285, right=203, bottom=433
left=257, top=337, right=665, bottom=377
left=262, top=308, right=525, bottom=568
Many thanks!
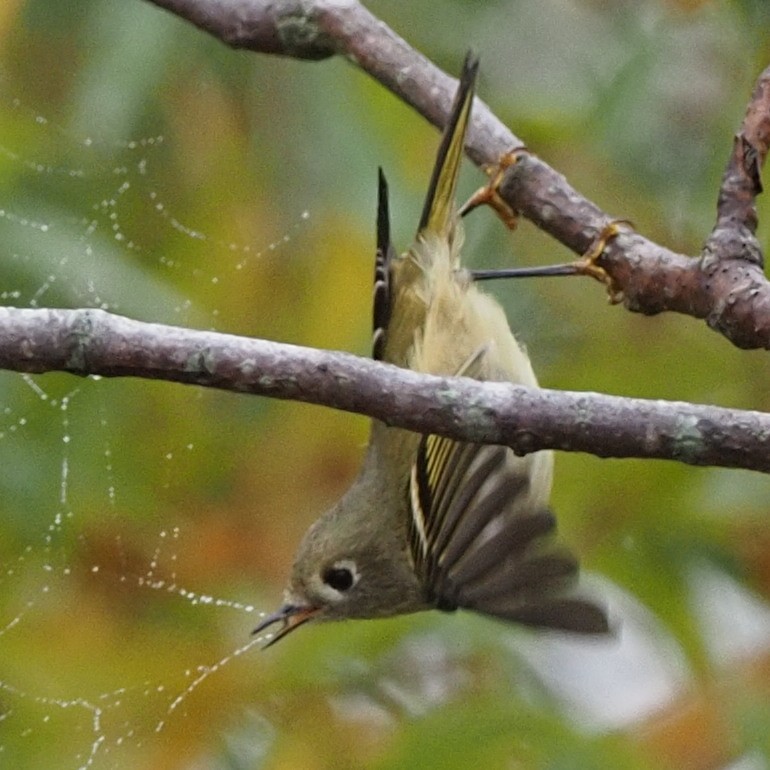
left=407, top=351, right=608, bottom=633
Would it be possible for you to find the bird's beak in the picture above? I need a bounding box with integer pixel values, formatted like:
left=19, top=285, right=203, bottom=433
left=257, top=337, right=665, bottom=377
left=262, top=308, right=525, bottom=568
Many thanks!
left=252, top=603, right=320, bottom=648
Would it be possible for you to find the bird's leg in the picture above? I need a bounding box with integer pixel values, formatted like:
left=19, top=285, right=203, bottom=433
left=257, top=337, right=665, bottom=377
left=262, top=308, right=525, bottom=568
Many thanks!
left=470, top=220, right=632, bottom=304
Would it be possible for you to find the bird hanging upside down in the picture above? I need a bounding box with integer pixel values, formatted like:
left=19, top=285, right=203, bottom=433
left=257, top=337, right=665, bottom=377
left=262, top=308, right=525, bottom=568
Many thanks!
left=254, top=54, right=609, bottom=647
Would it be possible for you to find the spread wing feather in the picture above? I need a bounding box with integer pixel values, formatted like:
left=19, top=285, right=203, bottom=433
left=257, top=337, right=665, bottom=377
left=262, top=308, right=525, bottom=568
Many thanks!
left=408, top=431, right=608, bottom=634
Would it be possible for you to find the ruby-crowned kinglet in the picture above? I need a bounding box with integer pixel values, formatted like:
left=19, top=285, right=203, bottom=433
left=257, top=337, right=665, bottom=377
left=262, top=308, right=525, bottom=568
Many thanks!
left=254, top=54, right=609, bottom=646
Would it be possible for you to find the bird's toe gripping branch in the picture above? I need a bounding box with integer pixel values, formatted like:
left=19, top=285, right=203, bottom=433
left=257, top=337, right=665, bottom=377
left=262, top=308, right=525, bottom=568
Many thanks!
left=459, top=149, right=523, bottom=229
left=573, top=219, right=633, bottom=303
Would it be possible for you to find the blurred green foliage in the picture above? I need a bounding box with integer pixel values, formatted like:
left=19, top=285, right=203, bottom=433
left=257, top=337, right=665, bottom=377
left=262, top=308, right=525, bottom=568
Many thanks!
left=1, top=0, right=770, bottom=768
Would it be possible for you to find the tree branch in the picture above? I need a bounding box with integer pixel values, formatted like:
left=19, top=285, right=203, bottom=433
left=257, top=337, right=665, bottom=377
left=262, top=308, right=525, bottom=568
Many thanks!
left=145, top=0, right=770, bottom=349
left=2, top=306, right=769, bottom=473
left=3, top=4, right=767, bottom=479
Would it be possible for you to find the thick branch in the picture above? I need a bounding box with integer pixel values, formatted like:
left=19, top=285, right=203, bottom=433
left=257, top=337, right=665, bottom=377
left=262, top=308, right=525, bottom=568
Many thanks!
left=145, top=0, right=770, bottom=350
left=1, top=306, right=769, bottom=473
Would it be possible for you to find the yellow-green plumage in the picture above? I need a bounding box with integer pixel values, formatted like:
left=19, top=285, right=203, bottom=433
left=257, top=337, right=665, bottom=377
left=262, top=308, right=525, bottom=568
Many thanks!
left=254, top=54, right=608, bottom=646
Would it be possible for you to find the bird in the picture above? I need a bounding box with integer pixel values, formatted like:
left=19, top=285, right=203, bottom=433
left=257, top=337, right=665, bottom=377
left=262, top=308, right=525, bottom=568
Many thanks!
left=253, top=53, right=608, bottom=647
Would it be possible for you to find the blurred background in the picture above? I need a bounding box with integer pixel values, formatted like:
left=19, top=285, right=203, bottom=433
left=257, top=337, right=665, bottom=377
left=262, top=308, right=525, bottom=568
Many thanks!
left=1, top=0, right=770, bottom=768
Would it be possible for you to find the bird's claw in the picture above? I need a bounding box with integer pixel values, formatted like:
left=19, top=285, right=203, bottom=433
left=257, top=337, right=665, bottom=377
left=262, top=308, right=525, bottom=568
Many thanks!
left=459, top=149, right=523, bottom=229
left=575, top=219, right=633, bottom=303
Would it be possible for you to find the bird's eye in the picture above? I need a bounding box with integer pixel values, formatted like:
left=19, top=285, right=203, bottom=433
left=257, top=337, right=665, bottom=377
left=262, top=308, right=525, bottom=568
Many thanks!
left=322, top=561, right=357, bottom=592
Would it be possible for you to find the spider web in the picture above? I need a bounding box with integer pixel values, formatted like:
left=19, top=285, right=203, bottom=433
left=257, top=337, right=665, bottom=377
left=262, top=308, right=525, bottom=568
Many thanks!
left=0, top=89, right=298, bottom=769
